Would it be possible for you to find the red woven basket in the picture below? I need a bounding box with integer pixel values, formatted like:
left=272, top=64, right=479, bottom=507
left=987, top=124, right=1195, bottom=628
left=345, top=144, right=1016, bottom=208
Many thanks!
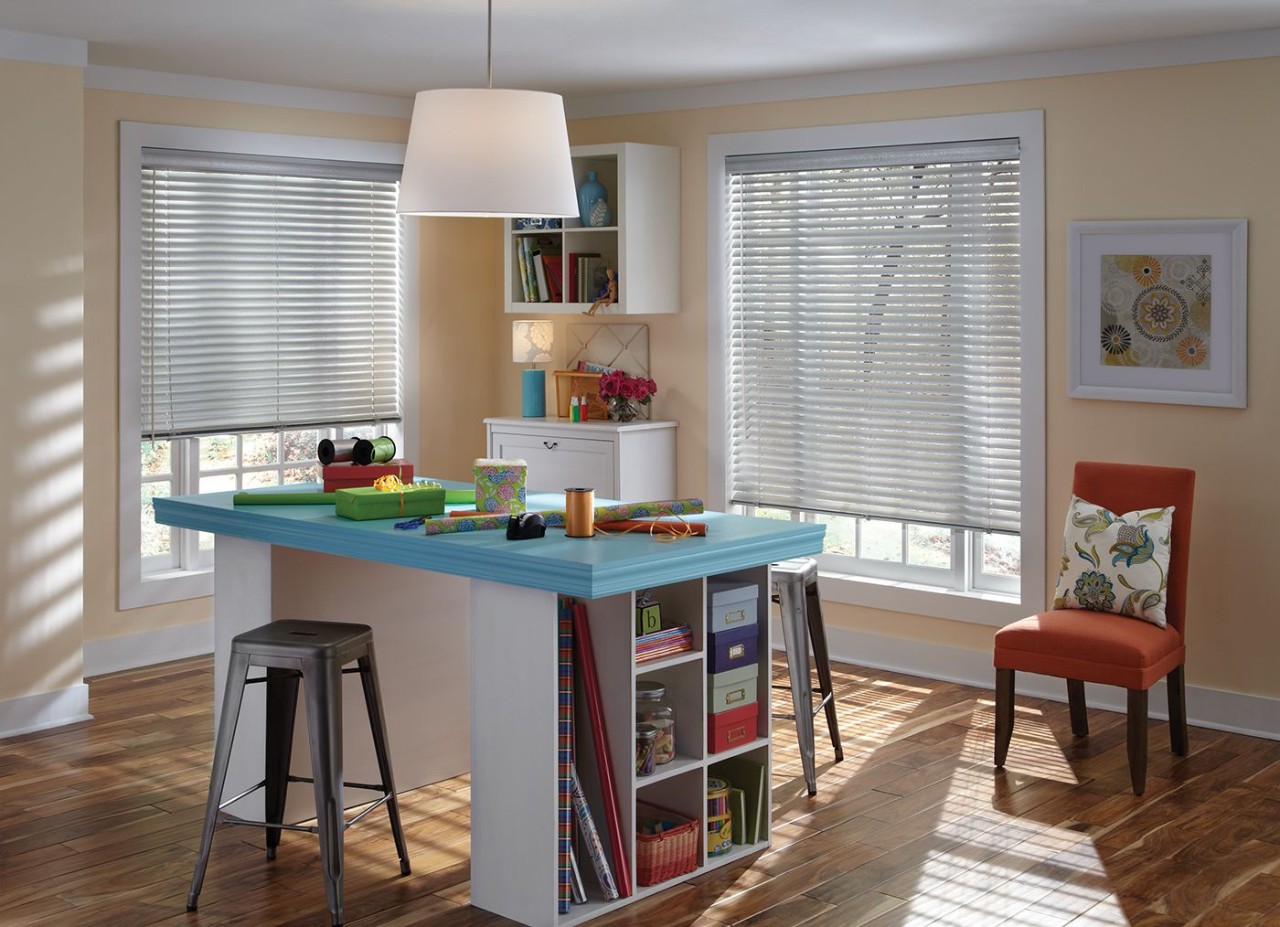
left=635, top=801, right=698, bottom=886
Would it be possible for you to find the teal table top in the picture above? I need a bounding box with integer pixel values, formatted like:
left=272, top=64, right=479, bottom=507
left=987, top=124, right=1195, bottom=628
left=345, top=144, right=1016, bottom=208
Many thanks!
left=153, top=482, right=825, bottom=599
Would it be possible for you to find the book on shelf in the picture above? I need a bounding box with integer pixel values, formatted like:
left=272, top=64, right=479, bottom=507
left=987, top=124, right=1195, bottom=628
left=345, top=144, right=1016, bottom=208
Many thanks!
left=582, top=256, right=610, bottom=303
left=729, top=788, right=748, bottom=844
left=635, top=624, right=693, bottom=662
left=710, top=756, right=767, bottom=844
left=515, top=238, right=531, bottom=302
left=570, top=765, right=619, bottom=900
left=533, top=250, right=550, bottom=302
left=566, top=252, right=599, bottom=304
left=542, top=253, right=564, bottom=302
left=517, top=237, right=539, bottom=302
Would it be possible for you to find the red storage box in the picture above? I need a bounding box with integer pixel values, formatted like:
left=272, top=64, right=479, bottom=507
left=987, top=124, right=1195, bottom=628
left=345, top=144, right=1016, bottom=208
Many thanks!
left=708, top=702, right=758, bottom=754
left=708, top=625, right=758, bottom=674
left=322, top=459, right=414, bottom=493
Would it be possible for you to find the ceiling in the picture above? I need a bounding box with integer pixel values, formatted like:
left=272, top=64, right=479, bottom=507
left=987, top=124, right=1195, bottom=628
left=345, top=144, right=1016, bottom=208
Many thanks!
left=3, top=0, right=1280, bottom=102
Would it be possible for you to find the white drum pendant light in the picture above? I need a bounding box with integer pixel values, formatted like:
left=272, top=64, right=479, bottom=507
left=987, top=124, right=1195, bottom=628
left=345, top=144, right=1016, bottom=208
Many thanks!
left=397, top=0, right=578, bottom=217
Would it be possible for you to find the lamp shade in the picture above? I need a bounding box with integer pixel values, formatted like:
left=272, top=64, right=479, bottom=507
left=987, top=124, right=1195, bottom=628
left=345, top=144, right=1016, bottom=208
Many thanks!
left=512, top=319, right=554, bottom=364
left=397, top=88, right=579, bottom=217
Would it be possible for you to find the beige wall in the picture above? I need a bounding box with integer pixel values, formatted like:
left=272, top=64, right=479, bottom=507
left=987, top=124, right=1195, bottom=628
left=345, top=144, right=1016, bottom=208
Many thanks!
left=15, top=51, right=1276, bottom=713
left=0, top=58, right=84, bottom=702
left=498, top=56, right=1278, bottom=699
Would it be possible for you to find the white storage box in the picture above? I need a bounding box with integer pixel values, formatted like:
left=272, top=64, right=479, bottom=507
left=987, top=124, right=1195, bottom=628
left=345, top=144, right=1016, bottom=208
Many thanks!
left=707, top=582, right=759, bottom=633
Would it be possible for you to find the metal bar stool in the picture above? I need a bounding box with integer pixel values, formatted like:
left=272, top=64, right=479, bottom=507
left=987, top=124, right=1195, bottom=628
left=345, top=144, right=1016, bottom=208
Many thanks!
left=772, top=558, right=844, bottom=795
left=187, top=619, right=411, bottom=927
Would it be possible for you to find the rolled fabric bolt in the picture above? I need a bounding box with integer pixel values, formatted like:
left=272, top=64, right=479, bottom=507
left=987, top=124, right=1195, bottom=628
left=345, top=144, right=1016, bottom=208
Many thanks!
left=317, top=438, right=357, bottom=466
left=564, top=487, right=595, bottom=538
left=415, top=498, right=705, bottom=535
left=234, top=491, right=336, bottom=505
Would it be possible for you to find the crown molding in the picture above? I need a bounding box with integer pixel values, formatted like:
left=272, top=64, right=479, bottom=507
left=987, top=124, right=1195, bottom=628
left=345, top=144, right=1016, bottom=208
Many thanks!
left=0, top=29, right=87, bottom=68
left=565, top=26, right=1280, bottom=120
left=86, top=65, right=412, bottom=118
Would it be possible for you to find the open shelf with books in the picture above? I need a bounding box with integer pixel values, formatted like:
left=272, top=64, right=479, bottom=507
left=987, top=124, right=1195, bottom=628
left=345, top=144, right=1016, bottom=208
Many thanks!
left=542, top=566, right=771, bottom=925
left=505, top=142, right=680, bottom=315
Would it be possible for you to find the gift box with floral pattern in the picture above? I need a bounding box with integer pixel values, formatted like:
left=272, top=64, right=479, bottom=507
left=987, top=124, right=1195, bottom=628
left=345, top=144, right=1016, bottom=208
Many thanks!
left=473, top=458, right=527, bottom=514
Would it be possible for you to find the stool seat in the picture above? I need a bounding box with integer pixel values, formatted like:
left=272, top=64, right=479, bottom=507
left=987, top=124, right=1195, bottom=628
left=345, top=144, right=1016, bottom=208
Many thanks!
left=187, top=619, right=410, bottom=927
left=771, top=558, right=843, bottom=795
left=232, top=618, right=374, bottom=663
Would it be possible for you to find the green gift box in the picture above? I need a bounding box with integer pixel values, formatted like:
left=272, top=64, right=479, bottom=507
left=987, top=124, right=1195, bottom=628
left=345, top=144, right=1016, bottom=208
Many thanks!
left=335, top=484, right=446, bottom=521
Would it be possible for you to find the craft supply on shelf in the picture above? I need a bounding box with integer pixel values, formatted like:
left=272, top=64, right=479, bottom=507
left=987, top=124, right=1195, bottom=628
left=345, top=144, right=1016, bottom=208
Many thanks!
left=635, top=802, right=697, bottom=887
left=636, top=681, right=676, bottom=765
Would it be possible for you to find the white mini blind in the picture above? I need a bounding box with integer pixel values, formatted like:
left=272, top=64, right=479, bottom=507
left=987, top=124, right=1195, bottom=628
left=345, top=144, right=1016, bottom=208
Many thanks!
left=140, top=148, right=403, bottom=439
left=726, top=139, right=1022, bottom=534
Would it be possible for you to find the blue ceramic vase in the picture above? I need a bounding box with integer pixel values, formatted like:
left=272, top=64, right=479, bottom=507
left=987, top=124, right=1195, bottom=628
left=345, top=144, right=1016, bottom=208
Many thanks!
left=577, top=172, right=612, bottom=227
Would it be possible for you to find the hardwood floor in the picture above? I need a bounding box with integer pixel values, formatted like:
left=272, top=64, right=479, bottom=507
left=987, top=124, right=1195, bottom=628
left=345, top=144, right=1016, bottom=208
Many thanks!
left=2, top=654, right=1279, bottom=926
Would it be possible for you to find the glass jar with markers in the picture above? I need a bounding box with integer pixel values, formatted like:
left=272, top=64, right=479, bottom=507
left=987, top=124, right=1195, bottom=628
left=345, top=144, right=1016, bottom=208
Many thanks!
left=636, top=681, right=676, bottom=766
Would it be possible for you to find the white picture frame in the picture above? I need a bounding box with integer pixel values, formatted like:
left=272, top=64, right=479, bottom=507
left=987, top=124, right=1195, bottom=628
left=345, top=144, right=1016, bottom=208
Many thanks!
left=1067, top=219, right=1247, bottom=408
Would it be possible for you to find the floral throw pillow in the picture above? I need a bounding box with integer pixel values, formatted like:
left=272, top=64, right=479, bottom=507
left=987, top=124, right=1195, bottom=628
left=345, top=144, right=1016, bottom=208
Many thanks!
left=1052, top=495, right=1175, bottom=628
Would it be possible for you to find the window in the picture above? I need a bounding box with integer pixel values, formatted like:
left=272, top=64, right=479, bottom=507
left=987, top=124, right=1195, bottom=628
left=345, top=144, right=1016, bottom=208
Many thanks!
left=708, top=113, right=1045, bottom=625
left=120, top=124, right=418, bottom=609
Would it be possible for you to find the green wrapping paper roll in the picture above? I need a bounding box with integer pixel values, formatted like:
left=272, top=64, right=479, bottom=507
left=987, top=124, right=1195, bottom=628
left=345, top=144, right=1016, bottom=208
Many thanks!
left=234, top=491, right=337, bottom=505
left=420, top=498, right=705, bottom=536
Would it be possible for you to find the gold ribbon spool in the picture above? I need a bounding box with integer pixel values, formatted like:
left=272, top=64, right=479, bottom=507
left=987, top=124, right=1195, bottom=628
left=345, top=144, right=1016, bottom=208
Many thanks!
left=564, top=487, right=596, bottom=538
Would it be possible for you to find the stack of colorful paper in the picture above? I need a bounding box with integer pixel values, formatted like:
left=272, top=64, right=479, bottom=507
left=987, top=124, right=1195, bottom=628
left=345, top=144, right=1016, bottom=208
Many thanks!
left=635, top=625, right=693, bottom=663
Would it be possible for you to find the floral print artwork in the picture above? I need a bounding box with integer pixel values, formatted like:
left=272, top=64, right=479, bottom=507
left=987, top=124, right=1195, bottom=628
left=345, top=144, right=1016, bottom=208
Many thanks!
left=1053, top=495, right=1175, bottom=628
left=1099, top=254, right=1211, bottom=371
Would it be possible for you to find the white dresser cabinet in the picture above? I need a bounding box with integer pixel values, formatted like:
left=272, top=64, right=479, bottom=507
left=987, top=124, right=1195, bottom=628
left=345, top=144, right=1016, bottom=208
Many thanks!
left=484, top=417, right=677, bottom=501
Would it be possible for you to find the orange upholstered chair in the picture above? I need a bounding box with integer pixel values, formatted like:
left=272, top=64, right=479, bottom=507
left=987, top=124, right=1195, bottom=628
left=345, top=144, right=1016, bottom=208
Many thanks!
left=993, top=461, right=1195, bottom=796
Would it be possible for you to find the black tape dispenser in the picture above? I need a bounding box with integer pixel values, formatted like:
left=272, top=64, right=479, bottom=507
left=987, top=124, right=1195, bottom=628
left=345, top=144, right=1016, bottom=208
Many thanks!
left=506, top=512, right=547, bottom=540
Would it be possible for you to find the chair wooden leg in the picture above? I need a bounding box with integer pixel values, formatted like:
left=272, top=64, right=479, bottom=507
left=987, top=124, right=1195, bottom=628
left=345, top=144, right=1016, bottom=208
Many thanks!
left=994, top=669, right=1015, bottom=768
left=1066, top=679, right=1089, bottom=737
left=1167, top=665, right=1189, bottom=756
left=1127, top=688, right=1149, bottom=796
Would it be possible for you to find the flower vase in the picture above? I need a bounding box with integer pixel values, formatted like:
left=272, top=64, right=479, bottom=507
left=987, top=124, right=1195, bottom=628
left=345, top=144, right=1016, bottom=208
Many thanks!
left=577, top=171, right=612, bottom=227
left=607, top=397, right=639, bottom=423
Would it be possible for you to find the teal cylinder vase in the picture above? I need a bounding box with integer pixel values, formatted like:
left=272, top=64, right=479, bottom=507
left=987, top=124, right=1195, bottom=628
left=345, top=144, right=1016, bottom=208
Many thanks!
left=577, top=171, right=612, bottom=227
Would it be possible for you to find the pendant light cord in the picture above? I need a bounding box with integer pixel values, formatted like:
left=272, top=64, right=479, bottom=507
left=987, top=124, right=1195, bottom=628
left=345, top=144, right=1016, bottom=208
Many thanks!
left=486, top=0, right=493, bottom=89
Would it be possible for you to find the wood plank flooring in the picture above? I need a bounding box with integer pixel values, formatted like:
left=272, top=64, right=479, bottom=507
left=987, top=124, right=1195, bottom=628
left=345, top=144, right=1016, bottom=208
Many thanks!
left=1, top=654, right=1278, bottom=926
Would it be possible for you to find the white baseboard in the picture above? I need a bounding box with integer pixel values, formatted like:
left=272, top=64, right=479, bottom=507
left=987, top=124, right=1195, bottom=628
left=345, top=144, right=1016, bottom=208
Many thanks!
left=0, top=683, right=91, bottom=738
left=84, top=620, right=213, bottom=677
left=773, top=619, right=1280, bottom=742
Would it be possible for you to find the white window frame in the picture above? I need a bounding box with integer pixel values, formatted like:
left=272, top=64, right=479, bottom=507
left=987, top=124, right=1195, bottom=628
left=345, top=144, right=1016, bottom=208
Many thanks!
left=119, top=123, right=419, bottom=610
left=707, top=111, right=1045, bottom=627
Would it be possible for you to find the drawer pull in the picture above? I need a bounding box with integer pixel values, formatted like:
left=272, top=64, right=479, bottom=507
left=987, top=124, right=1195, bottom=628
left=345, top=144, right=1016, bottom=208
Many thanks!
left=543, top=441, right=558, bottom=450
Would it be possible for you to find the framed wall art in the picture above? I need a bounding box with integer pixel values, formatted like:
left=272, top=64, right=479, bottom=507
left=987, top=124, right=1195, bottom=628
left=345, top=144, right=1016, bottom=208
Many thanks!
left=1067, top=219, right=1247, bottom=407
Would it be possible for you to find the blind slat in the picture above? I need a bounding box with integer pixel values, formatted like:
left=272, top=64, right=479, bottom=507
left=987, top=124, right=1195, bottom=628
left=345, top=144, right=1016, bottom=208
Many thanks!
left=726, top=140, right=1022, bottom=534
left=141, top=153, right=402, bottom=439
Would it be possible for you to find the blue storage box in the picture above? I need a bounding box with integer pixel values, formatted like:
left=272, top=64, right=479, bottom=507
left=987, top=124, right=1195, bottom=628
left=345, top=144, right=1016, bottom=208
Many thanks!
left=708, top=625, right=758, bottom=674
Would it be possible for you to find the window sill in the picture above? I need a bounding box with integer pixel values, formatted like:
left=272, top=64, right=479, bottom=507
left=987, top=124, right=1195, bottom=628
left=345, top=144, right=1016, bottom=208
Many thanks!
left=119, top=566, right=213, bottom=611
left=816, top=568, right=1032, bottom=627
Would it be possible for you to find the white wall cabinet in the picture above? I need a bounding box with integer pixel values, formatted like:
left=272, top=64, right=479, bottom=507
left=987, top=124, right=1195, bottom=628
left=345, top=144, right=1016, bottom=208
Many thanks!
left=504, top=142, right=681, bottom=315
left=485, top=417, right=676, bottom=502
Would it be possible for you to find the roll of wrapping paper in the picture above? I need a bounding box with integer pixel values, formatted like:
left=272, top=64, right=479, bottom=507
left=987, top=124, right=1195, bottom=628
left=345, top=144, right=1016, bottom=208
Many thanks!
left=353, top=436, right=397, bottom=465
left=317, top=438, right=357, bottom=466
left=416, top=498, right=705, bottom=535
left=234, top=491, right=337, bottom=505
left=564, top=488, right=595, bottom=538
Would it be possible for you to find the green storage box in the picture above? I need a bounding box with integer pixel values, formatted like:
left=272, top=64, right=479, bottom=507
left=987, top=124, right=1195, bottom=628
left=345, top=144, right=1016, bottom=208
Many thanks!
left=335, top=485, right=446, bottom=521
left=707, top=662, right=759, bottom=714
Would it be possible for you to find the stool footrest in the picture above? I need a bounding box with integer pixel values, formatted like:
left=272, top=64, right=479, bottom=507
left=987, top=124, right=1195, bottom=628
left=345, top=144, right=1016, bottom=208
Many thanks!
left=219, top=792, right=394, bottom=834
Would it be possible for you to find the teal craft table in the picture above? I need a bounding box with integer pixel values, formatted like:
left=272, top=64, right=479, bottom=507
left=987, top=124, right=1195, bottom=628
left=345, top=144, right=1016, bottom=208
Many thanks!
left=155, top=484, right=823, bottom=927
